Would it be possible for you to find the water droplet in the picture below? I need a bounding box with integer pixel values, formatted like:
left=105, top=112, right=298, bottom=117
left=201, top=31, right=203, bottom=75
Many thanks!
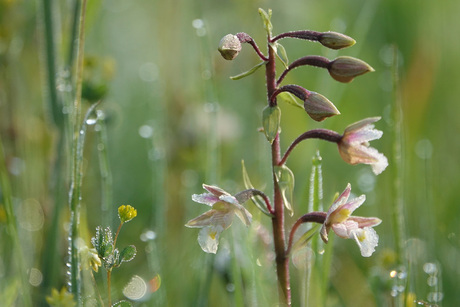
left=123, top=275, right=147, bottom=300
left=139, top=125, right=154, bottom=138
left=86, top=118, right=97, bottom=125
left=79, top=130, right=84, bottom=135
left=139, top=62, right=159, bottom=82
left=29, top=268, right=43, bottom=287
left=140, top=230, right=156, bottom=242
left=427, top=291, right=443, bottom=302
left=226, top=283, right=235, bottom=292
left=397, top=271, right=407, bottom=280
left=423, top=262, right=437, bottom=274
left=192, top=19, right=204, bottom=29
left=256, top=258, right=262, bottom=267
left=8, top=157, right=25, bottom=176
left=389, top=270, right=397, bottom=278
left=18, top=198, right=44, bottom=231
left=318, top=248, right=325, bottom=255
left=97, top=143, right=104, bottom=151
left=427, top=276, right=438, bottom=287
left=415, top=139, right=433, bottom=160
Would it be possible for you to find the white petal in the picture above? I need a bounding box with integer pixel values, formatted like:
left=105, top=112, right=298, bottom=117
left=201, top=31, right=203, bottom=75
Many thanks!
left=198, top=225, right=224, bottom=254
left=370, top=152, right=388, bottom=175
left=352, top=227, right=379, bottom=257
left=192, top=193, right=219, bottom=206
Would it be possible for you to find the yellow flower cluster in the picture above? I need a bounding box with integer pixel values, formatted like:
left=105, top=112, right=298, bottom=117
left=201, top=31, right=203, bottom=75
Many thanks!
left=118, top=205, right=137, bottom=223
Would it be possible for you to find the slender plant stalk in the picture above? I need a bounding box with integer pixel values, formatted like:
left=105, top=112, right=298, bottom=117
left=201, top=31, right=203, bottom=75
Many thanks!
left=67, top=0, right=88, bottom=302
left=0, top=138, right=32, bottom=306
left=265, top=40, right=291, bottom=304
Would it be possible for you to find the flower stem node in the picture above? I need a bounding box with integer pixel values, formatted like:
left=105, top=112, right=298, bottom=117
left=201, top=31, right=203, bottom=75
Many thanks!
left=118, top=205, right=137, bottom=223
left=218, top=34, right=242, bottom=60
left=319, top=31, right=356, bottom=50
left=186, top=184, right=252, bottom=254
left=320, top=184, right=381, bottom=257
left=328, top=56, right=375, bottom=83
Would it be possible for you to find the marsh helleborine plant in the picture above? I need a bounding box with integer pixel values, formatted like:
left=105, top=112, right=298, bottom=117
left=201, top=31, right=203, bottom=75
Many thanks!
left=186, top=9, right=388, bottom=306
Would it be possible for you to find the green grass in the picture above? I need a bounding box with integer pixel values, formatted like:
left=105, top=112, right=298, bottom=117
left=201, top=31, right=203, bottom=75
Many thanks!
left=0, top=0, right=459, bottom=306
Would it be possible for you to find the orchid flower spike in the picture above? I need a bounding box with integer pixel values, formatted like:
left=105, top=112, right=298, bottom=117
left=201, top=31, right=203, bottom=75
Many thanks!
left=185, top=184, right=252, bottom=254
left=320, top=183, right=382, bottom=257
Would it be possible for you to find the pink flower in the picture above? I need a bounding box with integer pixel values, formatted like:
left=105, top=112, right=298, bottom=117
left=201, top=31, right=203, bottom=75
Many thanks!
left=338, top=117, right=388, bottom=175
left=185, top=184, right=252, bottom=254
left=320, top=183, right=381, bottom=257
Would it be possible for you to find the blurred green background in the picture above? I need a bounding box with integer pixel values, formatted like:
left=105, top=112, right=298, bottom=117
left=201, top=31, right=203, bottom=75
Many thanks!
left=1, top=0, right=459, bottom=306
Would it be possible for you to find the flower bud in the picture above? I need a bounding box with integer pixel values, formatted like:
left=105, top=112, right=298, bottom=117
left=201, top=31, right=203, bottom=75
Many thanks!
left=118, top=205, right=137, bottom=223
left=218, top=34, right=242, bottom=60
left=319, top=32, right=356, bottom=50
left=304, top=92, right=340, bottom=122
left=328, top=56, right=375, bottom=83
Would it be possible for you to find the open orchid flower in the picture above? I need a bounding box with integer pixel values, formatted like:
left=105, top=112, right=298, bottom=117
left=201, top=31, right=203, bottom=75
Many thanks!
left=320, top=183, right=381, bottom=257
left=185, top=184, right=252, bottom=254
left=338, top=117, right=388, bottom=175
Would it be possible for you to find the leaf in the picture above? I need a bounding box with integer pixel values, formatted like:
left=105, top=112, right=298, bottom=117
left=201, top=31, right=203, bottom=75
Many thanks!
left=230, top=61, right=266, bottom=80
left=273, top=42, right=289, bottom=69
left=293, top=224, right=320, bottom=251
left=120, top=245, right=137, bottom=262
left=258, top=8, right=273, bottom=36
left=241, top=160, right=272, bottom=216
left=275, top=165, right=295, bottom=216
left=262, top=105, right=281, bottom=144
left=277, top=92, right=304, bottom=110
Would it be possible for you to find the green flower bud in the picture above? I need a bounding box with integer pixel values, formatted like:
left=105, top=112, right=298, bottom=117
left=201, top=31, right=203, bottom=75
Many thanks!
left=319, top=32, right=356, bottom=50
left=328, top=56, right=375, bottom=83
left=218, top=34, right=242, bottom=60
left=304, top=92, right=340, bottom=122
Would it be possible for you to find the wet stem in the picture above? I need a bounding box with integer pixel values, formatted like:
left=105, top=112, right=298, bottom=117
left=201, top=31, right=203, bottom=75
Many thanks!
left=266, top=41, right=291, bottom=305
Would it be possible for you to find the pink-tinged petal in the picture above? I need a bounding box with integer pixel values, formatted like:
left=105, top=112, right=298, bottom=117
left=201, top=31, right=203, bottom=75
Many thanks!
left=202, top=184, right=231, bottom=197
left=351, top=227, right=379, bottom=257
left=192, top=193, right=220, bottom=206
left=348, top=216, right=382, bottom=228
left=325, top=183, right=351, bottom=218
left=345, top=128, right=383, bottom=144
left=340, top=194, right=366, bottom=214
left=219, top=195, right=239, bottom=206
left=185, top=208, right=234, bottom=229
left=185, top=210, right=217, bottom=228
left=332, top=220, right=358, bottom=238
left=344, top=117, right=381, bottom=134
left=198, top=225, right=224, bottom=254
left=233, top=205, right=252, bottom=227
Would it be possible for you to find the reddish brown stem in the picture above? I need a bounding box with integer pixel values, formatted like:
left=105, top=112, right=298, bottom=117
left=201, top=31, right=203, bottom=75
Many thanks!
left=266, top=39, right=291, bottom=305
left=279, top=129, right=342, bottom=166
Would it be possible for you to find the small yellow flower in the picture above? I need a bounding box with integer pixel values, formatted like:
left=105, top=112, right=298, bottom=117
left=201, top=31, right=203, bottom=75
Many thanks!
left=46, top=287, right=76, bottom=307
left=118, top=205, right=137, bottom=223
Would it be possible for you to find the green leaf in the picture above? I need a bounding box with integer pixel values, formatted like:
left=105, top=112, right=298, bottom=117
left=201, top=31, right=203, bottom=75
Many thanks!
left=112, top=300, right=133, bottom=307
left=262, top=105, right=281, bottom=144
left=258, top=8, right=273, bottom=36
left=230, top=61, right=266, bottom=80
left=277, top=92, right=304, bottom=110
left=293, top=224, right=320, bottom=251
left=275, top=165, right=295, bottom=216
left=120, top=245, right=137, bottom=262
left=273, top=42, right=289, bottom=69
left=241, top=160, right=272, bottom=216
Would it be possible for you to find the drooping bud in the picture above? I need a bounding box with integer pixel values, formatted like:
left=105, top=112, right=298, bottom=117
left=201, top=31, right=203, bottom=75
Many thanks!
left=304, top=92, right=340, bottom=122
left=328, top=56, right=375, bottom=83
left=218, top=34, right=242, bottom=60
left=273, top=85, right=340, bottom=122
left=318, top=32, right=356, bottom=50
